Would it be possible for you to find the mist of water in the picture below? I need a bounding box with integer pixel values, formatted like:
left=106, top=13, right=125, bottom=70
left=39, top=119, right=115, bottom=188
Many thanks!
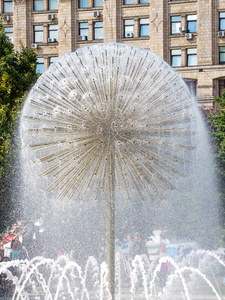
left=7, top=43, right=222, bottom=299
left=19, top=44, right=220, bottom=253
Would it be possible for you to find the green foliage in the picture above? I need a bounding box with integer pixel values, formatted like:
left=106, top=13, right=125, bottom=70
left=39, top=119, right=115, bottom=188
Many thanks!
left=0, top=45, right=37, bottom=107
left=208, top=90, right=225, bottom=245
left=208, top=90, right=225, bottom=178
left=0, top=25, right=13, bottom=58
left=0, top=22, right=38, bottom=233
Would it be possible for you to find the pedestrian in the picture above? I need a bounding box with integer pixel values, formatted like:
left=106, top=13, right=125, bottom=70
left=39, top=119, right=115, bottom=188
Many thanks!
left=9, top=237, right=24, bottom=261
left=0, top=257, right=14, bottom=299
left=158, top=247, right=172, bottom=288
left=132, top=232, right=146, bottom=258
left=121, top=234, right=133, bottom=287
left=121, top=234, right=133, bottom=261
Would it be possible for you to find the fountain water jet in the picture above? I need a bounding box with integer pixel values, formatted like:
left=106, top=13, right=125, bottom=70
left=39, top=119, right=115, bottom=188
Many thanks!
left=14, top=43, right=222, bottom=299
left=0, top=250, right=223, bottom=299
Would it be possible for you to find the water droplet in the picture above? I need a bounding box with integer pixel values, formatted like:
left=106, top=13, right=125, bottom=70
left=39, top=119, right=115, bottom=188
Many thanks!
left=60, top=78, right=68, bottom=86
left=69, top=90, right=77, bottom=98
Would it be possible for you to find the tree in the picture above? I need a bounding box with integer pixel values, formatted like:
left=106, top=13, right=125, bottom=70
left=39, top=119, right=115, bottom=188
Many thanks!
left=208, top=92, right=225, bottom=177
left=0, top=23, right=38, bottom=233
left=208, top=91, right=225, bottom=244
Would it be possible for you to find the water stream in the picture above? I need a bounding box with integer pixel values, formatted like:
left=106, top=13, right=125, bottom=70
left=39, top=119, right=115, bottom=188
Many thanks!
left=14, top=43, right=223, bottom=299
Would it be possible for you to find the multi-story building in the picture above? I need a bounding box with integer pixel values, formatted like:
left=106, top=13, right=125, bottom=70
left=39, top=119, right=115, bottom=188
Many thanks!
left=1, top=0, right=225, bottom=110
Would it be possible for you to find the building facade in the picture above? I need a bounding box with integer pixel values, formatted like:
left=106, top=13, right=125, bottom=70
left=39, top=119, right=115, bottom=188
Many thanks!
left=1, top=0, right=225, bottom=110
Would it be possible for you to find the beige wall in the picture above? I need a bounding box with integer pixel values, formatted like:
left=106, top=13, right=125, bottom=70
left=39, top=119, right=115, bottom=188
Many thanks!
left=1, top=0, right=225, bottom=110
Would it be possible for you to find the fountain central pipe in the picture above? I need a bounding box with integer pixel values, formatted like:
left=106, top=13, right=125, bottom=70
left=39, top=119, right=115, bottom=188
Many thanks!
left=106, top=165, right=115, bottom=299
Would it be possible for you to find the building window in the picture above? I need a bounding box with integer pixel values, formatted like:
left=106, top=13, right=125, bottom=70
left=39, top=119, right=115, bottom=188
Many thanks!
left=185, top=80, right=197, bottom=96
left=79, top=22, right=89, bottom=39
left=124, top=0, right=134, bottom=4
left=139, top=0, right=149, bottom=3
left=94, top=0, right=103, bottom=6
left=48, top=0, right=58, bottom=10
left=94, top=22, right=103, bottom=39
left=34, top=0, right=43, bottom=11
left=219, top=79, right=225, bottom=96
left=4, top=27, right=13, bottom=43
left=124, top=19, right=134, bottom=38
left=34, top=25, right=44, bottom=43
left=48, top=24, right=58, bottom=41
left=79, top=0, right=88, bottom=8
left=140, top=18, right=149, bottom=36
left=219, top=46, right=225, bottom=64
left=49, top=57, right=58, bottom=66
left=187, top=15, right=197, bottom=33
left=36, top=58, right=44, bottom=74
left=171, top=16, right=181, bottom=34
left=171, top=49, right=181, bottom=67
left=3, top=0, right=12, bottom=13
left=187, top=48, right=197, bottom=66
left=219, top=12, right=225, bottom=30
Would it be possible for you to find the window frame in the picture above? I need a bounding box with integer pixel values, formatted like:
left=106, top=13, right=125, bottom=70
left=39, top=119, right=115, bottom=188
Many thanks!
left=187, top=48, right=197, bottom=66
left=34, top=0, right=43, bottom=11
left=123, top=0, right=134, bottom=4
left=185, top=79, right=197, bottom=96
left=34, top=25, right=44, bottom=43
left=219, top=12, right=225, bottom=31
left=4, top=26, right=13, bottom=43
left=36, top=57, right=45, bottom=74
left=49, top=57, right=58, bottom=66
left=187, top=14, right=197, bottom=33
left=171, top=49, right=181, bottom=67
left=48, top=0, right=58, bottom=10
left=219, top=46, right=225, bottom=64
left=94, top=21, right=103, bottom=40
left=78, top=0, right=89, bottom=8
left=3, top=0, right=12, bottom=13
left=93, top=0, right=103, bottom=7
left=171, top=15, right=181, bottom=34
left=124, top=19, right=134, bottom=38
left=219, top=79, right=225, bottom=96
left=79, top=22, right=89, bottom=39
left=48, top=24, right=58, bottom=41
left=139, top=18, right=149, bottom=37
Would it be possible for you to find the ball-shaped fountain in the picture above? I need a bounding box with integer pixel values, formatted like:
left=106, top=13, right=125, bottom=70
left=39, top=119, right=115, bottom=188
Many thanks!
left=2, top=43, right=221, bottom=299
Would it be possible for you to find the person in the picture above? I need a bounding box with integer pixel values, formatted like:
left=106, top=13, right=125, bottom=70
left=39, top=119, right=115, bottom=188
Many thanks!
left=121, top=234, right=133, bottom=261
left=0, top=257, right=14, bottom=299
left=3, top=241, right=12, bottom=258
left=158, top=247, right=172, bottom=288
left=9, top=237, right=24, bottom=261
left=121, top=234, right=133, bottom=288
left=132, top=232, right=146, bottom=258
left=1, top=257, right=10, bottom=262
